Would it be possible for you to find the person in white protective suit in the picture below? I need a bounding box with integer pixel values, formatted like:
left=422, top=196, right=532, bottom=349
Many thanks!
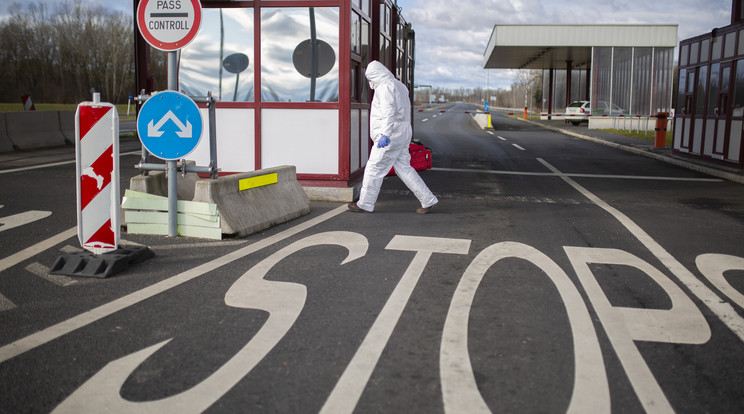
left=348, top=61, right=438, bottom=214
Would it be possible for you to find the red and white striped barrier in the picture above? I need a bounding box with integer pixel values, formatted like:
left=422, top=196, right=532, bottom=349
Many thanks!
left=22, top=95, right=35, bottom=111
left=539, top=113, right=670, bottom=119
left=75, top=96, right=120, bottom=254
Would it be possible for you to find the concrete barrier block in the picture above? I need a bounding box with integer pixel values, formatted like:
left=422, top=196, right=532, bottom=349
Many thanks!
left=5, top=111, right=67, bottom=150
left=0, top=113, right=13, bottom=153
left=59, top=111, right=76, bottom=144
left=193, top=165, right=310, bottom=237
left=128, top=166, right=200, bottom=200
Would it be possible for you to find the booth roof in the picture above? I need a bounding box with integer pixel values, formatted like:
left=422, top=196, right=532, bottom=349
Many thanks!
left=484, top=24, right=678, bottom=70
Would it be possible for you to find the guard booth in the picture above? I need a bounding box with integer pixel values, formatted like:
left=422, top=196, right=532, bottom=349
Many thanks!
left=133, top=0, right=416, bottom=200
left=675, top=0, right=744, bottom=168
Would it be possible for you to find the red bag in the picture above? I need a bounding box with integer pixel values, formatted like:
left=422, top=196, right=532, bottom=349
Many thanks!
left=388, top=142, right=432, bottom=176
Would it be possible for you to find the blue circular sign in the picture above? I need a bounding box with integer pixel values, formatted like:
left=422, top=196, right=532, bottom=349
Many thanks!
left=137, top=91, right=203, bottom=160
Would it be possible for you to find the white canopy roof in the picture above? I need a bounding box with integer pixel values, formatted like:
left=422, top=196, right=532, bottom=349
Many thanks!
left=484, top=24, right=679, bottom=70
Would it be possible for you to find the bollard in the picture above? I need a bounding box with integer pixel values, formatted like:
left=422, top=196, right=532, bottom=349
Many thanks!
left=524, top=107, right=528, bottom=119
left=654, top=112, right=668, bottom=148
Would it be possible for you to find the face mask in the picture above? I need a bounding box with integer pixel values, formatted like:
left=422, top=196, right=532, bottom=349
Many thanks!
left=368, top=79, right=375, bottom=90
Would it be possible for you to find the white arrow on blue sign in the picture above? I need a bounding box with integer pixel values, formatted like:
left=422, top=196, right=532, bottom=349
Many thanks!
left=137, top=91, right=203, bottom=160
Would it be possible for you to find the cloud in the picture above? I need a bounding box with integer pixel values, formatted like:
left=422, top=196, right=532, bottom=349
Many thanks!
left=20, top=0, right=735, bottom=92
left=398, top=0, right=733, bottom=90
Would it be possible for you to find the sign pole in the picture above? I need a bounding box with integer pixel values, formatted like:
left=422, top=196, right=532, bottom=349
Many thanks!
left=136, top=0, right=203, bottom=237
left=167, top=51, right=178, bottom=236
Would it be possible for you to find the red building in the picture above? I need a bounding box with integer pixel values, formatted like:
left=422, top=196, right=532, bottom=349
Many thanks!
left=675, top=0, right=744, bottom=168
left=134, top=0, right=415, bottom=200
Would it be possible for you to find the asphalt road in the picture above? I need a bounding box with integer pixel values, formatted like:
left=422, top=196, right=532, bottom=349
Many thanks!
left=1, top=104, right=744, bottom=413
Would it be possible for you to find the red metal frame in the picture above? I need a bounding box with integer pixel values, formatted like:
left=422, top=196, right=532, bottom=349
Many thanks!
left=135, top=0, right=413, bottom=185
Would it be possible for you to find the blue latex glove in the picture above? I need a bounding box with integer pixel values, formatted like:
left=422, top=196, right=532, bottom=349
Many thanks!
left=377, top=135, right=390, bottom=148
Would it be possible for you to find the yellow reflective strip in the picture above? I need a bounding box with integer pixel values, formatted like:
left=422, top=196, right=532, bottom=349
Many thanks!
left=239, top=173, right=278, bottom=191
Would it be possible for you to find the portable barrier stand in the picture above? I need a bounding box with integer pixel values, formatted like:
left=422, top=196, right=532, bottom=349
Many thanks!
left=51, top=94, right=153, bottom=278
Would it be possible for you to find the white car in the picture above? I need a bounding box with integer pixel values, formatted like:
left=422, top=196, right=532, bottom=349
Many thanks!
left=565, top=100, right=590, bottom=125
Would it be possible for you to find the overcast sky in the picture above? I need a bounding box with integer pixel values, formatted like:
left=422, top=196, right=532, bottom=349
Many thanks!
left=4, top=0, right=735, bottom=90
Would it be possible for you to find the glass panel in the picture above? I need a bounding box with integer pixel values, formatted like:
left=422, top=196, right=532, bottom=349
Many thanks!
left=725, top=31, right=737, bottom=58
left=591, top=47, right=612, bottom=115
left=351, top=11, right=361, bottom=55
left=680, top=44, right=689, bottom=66
left=611, top=47, right=631, bottom=115
left=712, top=36, right=723, bottom=60
left=260, top=7, right=340, bottom=102
left=380, top=35, right=390, bottom=66
left=708, top=63, right=720, bottom=116
left=351, top=66, right=357, bottom=100
left=179, top=8, right=255, bottom=102
left=361, top=20, right=370, bottom=102
left=361, top=0, right=369, bottom=16
left=696, top=65, right=708, bottom=114
left=632, top=48, right=652, bottom=115
left=735, top=59, right=744, bottom=117
left=687, top=71, right=695, bottom=94
left=701, top=38, right=710, bottom=62
left=677, top=68, right=687, bottom=112
left=652, top=47, right=674, bottom=113
left=690, top=41, right=699, bottom=65
left=722, top=66, right=731, bottom=92
left=740, top=30, right=744, bottom=55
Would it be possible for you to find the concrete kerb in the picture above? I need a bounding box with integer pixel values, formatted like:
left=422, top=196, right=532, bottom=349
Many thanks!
left=520, top=118, right=744, bottom=185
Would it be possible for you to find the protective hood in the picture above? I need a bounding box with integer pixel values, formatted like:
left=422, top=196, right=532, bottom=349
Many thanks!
left=365, top=60, right=394, bottom=90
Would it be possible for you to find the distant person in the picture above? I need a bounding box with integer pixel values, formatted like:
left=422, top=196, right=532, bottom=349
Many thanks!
left=348, top=61, right=438, bottom=214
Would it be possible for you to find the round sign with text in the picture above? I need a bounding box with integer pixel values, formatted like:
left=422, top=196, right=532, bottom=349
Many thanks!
left=137, top=0, right=202, bottom=51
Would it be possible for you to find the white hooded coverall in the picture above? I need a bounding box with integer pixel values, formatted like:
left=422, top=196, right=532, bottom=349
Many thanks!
left=356, top=61, right=438, bottom=212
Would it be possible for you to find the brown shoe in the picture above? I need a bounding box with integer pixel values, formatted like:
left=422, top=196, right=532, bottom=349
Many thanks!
left=348, top=202, right=371, bottom=213
left=416, top=202, right=437, bottom=214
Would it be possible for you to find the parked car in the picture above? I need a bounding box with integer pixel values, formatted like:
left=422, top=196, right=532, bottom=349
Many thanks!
left=565, top=100, right=590, bottom=125
left=595, top=100, right=628, bottom=116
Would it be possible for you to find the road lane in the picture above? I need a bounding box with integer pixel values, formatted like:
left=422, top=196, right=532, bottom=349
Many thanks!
left=1, top=105, right=744, bottom=412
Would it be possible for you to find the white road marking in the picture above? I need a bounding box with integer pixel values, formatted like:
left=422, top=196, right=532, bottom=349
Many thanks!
left=422, top=118, right=429, bottom=122
left=0, top=211, right=52, bottom=233
left=498, top=136, right=507, bottom=141
left=0, top=227, right=77, bottom=274
left=0, top=151, right=140, bottom=174
left=512, top=144, right=526, bottom=151
left=430, top=167, right=723, bottom=182
left=441, top=242, right=609, bottom=414
left=696, top=254, right=744, bottom=309
left=25, top=262, right=78, bottom=287
left=53, top=231, right=368, bottom=414
left=537, top=158, right=744, bottom=343
left=321, top=236, right=471, bottom=414
left=0, top=205, right=348, bottom=364
left=486, top=131, right=494, bottom=135
left=0, top=292, right=16, bottom=311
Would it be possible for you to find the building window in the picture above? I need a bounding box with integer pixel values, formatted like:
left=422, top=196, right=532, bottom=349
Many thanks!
left=351, top=11, right=361, bottom=55
left=680, top=44, right=689, bottom=67
left=732, top=60, right=744, bottom=117
left=708, top=63, right=720, bottom=116
left=260, top=7, right=339, bottom=102
left=696, top=65, right=708, bottom=115
left=179, top=8, right=255, bottom=102
left=725, top=31, right=737, bottom=58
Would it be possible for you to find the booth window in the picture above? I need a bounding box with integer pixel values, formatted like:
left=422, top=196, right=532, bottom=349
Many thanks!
left=260, top=7, right=340, bottom=102
left=708, top=63, right=720, bottom=116
left=179, top=8, right=255, bottom=102
left=733, top=59, right=744, bottom=117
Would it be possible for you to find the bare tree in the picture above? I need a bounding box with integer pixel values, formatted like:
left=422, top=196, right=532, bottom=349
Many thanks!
left=0, top=0, right=158, bottom=104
